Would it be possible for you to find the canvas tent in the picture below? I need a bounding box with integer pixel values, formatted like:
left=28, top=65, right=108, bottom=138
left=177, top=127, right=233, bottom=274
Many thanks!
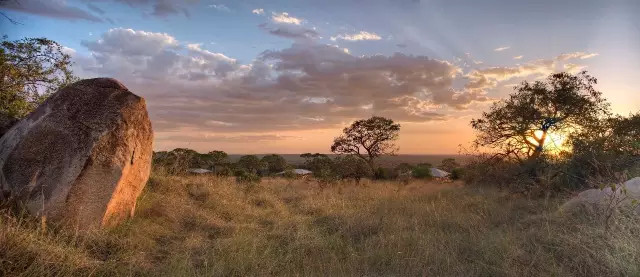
left=430, top=168, right=450, bottom=178
left=188, top=168, right=213, bottom=174
left=276, top=169, right=312, bottom=175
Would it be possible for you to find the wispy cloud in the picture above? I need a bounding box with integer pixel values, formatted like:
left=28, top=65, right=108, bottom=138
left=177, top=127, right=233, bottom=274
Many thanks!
left=494, top=46, right=510, bottom=52
left=557, top=52, right=599, bottom=60
left=271, top=12, right=302, bottom=25
left=208, top=4, right=230, bottom=12
left=252, top=8, right=264, bottom=15
left=330, top=31, right=381, bottom=41
left=1, top=0, right=103, bottom=22
left=513, top=55, right=523, bottom=60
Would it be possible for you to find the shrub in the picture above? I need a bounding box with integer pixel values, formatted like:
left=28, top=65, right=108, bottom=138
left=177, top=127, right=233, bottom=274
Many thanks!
left=411, top=165, right=432, bottom=179
left=234, top=169, right=261, bottom=184
left=450, top=168, right=465, bottom=180
left=374, top=167, right=398, bottom=180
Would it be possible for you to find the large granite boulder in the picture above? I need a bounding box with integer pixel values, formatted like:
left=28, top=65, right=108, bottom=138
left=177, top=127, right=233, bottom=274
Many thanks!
left=0, top=78, right=153, bottom=230
left=562, top=177, right=640, bottom=214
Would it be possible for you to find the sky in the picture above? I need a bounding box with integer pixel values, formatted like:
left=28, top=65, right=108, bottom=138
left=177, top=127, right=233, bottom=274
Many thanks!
left=1, top=0, right=639, bottom=154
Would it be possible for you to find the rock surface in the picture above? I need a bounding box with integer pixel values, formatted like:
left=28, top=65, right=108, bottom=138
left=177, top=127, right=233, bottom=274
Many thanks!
left=0, top=78, right=153, bottom=230
left=562, top=177, right=640, bottom=213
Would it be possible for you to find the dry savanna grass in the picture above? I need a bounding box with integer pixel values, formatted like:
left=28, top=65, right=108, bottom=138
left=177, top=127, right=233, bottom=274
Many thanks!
left=1, top=173, right=640, bottom=276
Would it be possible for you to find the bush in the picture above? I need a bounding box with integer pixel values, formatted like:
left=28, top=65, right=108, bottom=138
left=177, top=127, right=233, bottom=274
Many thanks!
left=234, top=169, right=261, bottom=184
left=374, top=167, right=398, bottom=180
left=333, top=155, right=373, bottom=183
left=411, top=165, right=432, bottom=179
left=450, top=168, right=465, bottom=180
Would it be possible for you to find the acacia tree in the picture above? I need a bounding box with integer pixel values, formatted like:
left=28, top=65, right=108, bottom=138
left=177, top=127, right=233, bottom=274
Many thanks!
left=1, top=37, right=76, bottom=116
left=331, top=116, right=400, bottom=171
left=0, top=36, right=77, bottom=134
left=470, top=71, right=610, bottom=163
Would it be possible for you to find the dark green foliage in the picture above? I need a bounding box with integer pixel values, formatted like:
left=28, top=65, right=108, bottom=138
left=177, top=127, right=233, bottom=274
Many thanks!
left=207, top=150, right=229, bottom=165
left=331, top=116, right=400, bottom=170
left=152, top=148, right=201, bottom=175
left=411, top=164, right=432, bottom=179
left=235, top=169, right=261, bottom=184
left=450, top=168, right=465, bottom=180
left=439, top=158, right=460, bottom=172
left=333, top=155, right=373, bottom=183
left=260, top=154, right=288, bottom=175
left=471, top=71, right=609, bottom=162
left=0, top=36, right=77, bottom=134
left=301, top=153, right=337, bottom=183
left=374, top=167, right=398, bottom=180
left=153, top=149, right=232, bottom=175
left=237, top=155, right=265, bottom=175
left=562, top=112, right=640, bottom=188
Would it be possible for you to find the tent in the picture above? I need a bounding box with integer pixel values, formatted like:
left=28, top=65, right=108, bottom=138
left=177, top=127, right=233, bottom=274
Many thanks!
left=430, top=168, right=450, bottom=178
left=188, top=168, right=213, bottom=174
left=276, top=169, right=312, bottom=175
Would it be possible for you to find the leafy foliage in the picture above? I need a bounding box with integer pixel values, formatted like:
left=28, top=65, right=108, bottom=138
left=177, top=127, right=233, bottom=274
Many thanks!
left=260, top=154, right=288, bottom=175
left=333, top=155, right=373, bottom=183
left=411, top=164, right=433, bottom=179
left=237, top=155, right=265, bottom=175
left=471, top=71, right=609, bottom=162
left=0, top=37, right=77, bottom=120
left=301, top=153, right=337, bottom=183
left=331, top=116, right=400, bottom=170
left=439, top=158, right=460, bottom=172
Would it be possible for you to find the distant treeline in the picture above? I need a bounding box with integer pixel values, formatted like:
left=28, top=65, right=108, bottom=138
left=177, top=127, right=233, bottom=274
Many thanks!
left=152, top=149, right=464, bottom=184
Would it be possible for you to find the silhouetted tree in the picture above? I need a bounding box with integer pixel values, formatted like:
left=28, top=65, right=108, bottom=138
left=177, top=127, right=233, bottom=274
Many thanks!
left=471, top=71, right=609, bottom=163
left=331, top=116, right=400, bottom=171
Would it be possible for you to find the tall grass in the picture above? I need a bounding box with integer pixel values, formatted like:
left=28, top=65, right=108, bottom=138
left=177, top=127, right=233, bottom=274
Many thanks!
left=1, top=173, right=639, bottom=276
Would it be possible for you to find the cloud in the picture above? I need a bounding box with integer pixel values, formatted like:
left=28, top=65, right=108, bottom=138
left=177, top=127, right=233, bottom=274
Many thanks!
left=259, top=23, right=319, bottom=40
left=74, top=29, right=496, bottom=136
left=271, top=12, right=302, bottom=25
left=556, top=51, right=599, bottom=61
left=86, top=3, right=105, bottom=15
left=78, top=28, right=237, bottom=81
left=252, top=8, right=264, bottom=15
left=331, top=31, right=382, bottom=41
left=208, top=4, right=230, bottom=12
left=151, top=0, right=188, bottom=17
left=513, top=55, right=523, bottom=60
left=1, top=0, right=103, bottom=22
left=494, top=46, right=510, bottom=52
left=155, top=133, right=297, bottom=143
left=82, top=28, right=179, bottom=56
left=465, top=51, right=598, bottom=91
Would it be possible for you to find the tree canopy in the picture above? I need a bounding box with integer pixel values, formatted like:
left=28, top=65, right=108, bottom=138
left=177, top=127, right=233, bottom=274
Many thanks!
left=237, top=155, right=264, bottom=174
left=330, top=116, right=400, bottom=170
left=1, top=37, right=77, bottom=119
left=470, top=71, right=610, bottom=162
left=261, top=154, right=288, bottom=174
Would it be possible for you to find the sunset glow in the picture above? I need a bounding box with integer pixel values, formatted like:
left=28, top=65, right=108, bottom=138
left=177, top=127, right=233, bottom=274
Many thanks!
left=2, top=0, right=638, bottom=154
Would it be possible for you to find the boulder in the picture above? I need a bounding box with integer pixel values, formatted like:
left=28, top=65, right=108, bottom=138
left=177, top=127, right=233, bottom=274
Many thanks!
left=562, top=177, right=640, bottom=213
left=0, top=78, right=153, bottom=230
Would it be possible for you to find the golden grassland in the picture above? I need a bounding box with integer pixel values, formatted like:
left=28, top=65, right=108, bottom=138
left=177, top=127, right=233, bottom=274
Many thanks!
left=1, top=173, right=640, bottom=276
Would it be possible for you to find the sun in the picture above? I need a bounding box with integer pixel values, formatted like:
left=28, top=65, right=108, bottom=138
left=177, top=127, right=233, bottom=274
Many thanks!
left=527, top=130, right=569, bottom=154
